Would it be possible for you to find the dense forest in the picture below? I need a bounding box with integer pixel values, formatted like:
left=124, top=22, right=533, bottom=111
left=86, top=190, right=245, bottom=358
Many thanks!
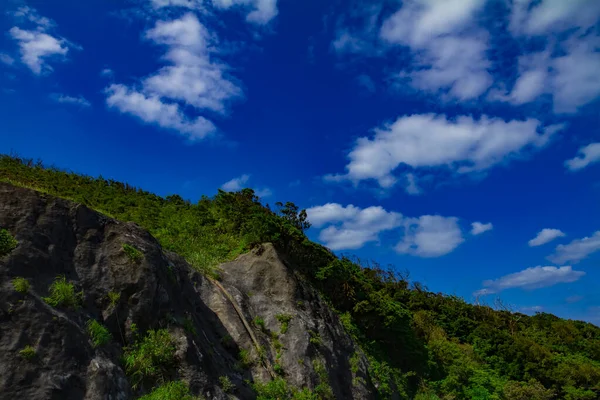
left=1, top=154, right=599, bottom=400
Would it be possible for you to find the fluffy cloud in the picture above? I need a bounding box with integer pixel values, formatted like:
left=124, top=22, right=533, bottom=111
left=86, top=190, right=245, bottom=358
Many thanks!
left=333, top=0, right=600, bottom=111
left=150, top=0, right=278, bottom=24
left=548, top=231, right=600, bottom=264
left=7, top=7, right=73, bottom=75
left=528, top=228, right=566, bottom=247
left=306, top=203, right=403, bottom=250
left=474, top=266, right=585, bottom=296
left=50, top=93, right=91, bottom=108
left=326, top=114, right=562, bottom=188
left=565, top=143, right=600, bottom=171
left=471, top=222, right=493, bottom=235
left=106, top=84, right=216, bottom=140
left=379, top=0, right=490, bottom=99
left=396, top=215, right=464, bottom=257
left=106, top=13, right=241, bottom=139
left=221, top=174, right=250, bottom=191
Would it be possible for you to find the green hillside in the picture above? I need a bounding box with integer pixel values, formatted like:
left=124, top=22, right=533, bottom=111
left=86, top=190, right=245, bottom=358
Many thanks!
left=1, top=154, right=599, bottom=400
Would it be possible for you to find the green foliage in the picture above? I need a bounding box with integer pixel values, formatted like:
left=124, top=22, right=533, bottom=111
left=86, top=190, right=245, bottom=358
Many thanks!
left=43, top=275, right=83, bottom=308
left=308, top=330, right=322, bottom=346
left=0, top=228, right=17, bottom=256
left=19, top=345, right=36, bottom=360
left=108, top=291, right=121, bottom=308
left=252, top=378, right=319, bottom=400
left=238, top=349, right=253, bottom=369
left=218, top=376, right=235, bottom=393
left=503, top=379, right=555, bottom=400
left=138, top=381, right=203, bottom=400
left=254, top=316, right=266, bottom=330
left=86, top=319, right=112, bottom=348
left=123, top=329, right=176, bottom=388
left=122, top=243, right=143, bottom=263
left=276, top=314, right=293, bottom=334
left=12, top=277, right=30, bottom=293
left=0, top=227, right=17, bottom=253
left=4, top=155, right=600, bottom=399
left=274, top=362, right=285, bottom=376
left=182, top=316, right=197, bottom=336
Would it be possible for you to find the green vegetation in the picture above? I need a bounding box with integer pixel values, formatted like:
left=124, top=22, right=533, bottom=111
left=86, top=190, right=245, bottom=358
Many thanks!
left=3, top=155, right=600, bottom=399
left=123, top=329, right=176, bottom=388
left=218, top=376, right=235, bottom=393
left=254, top=316, right=266, bottom=330
left=0, top=228, right=18, bottom=256
left=182, top=316, right=197, bottom=336
left=43, top=275, right=82, bottom=308
left=19, top=345, right=36, bottom=360
left=12, top=277, right=30, bottom=293
left=138, top=381, right=203, bottom=400
left=252, top=378, right=318, bottom=400
left=122, top=243, right=143, bottom=263
left=238, top=349, right=253, bottom=369
left=108, top=291, right=121, bottom=308
left=308, top=330, right=322, bottom=346
left=276, top=314, right=293, bottom=334
left=86, top=319, right=112, bottom=348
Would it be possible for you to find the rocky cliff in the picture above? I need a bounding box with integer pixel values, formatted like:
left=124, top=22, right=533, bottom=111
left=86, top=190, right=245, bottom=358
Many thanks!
left=0, top=183, right=375, bottom=399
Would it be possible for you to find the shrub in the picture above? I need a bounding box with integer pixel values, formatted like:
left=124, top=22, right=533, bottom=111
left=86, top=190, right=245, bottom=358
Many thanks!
left=43, top=276, right=82, bottom=308
left=19, top=345, right=36, bottom=360
left=308, top=330, right=322, bottom=346
left=122, top=243, right=143, bottom=263
left=238, top=349, right=253, bottom=368
left=123, top=329, right=176, bottom=388
left=0, top=228, right=17, bottom=256
left=274, top=363, right=285, bottom=376
left=12, top=277, right=30, bottom=293
left=87, top=319, right=112, bottom=348
left=276, top=314, right=293, bottom=334
left=219, top=376, right=235, bottom=393
left=182, top=316, right=197, bottom=336
left=108, top=291, right=121, bottom=308
left=138, top=381, right=204, bottom=400
left=254, top=316, right=266, bottom=330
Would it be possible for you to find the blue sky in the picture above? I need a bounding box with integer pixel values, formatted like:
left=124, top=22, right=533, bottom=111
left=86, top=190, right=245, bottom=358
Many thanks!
left=1, top=0, right=600, bottom=325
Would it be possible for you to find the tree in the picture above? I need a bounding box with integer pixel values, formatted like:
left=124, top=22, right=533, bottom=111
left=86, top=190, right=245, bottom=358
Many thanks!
left=275, top=201, right=311, bottom=232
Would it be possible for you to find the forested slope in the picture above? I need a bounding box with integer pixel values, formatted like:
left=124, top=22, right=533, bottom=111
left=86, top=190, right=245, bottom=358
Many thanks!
left=1, top=154, right=599, bottom=399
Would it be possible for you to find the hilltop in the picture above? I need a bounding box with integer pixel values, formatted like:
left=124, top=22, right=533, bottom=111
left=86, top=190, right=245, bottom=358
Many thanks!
left=1, top=154, right=599, bottom=400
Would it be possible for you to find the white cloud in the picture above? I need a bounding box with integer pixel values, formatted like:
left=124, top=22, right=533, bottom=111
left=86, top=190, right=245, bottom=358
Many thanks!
left=0, top=53, right=15, bottom=65
left=221, top=174, right=250, bottom=191
left=528, top=228, right=566, bottom=247
left=100, top=68, right=114, bottom=77
left=471, top=222, right=493, bottom=235
left=12, top=6, right=54, bottom=29
left=50, top=93, right=91, bottom=108
left=404, top=173, right=421, bottom=195
left=565, top=143, right=600, bottom=171
left=509, top=0, right=600, bottom=36
left=379, top=0, right=491, bottom=100
left=9, top=27, right=69, bottom=75
left=548, top=231, right=600, bottom=264
left=155, top=0, right=279, bottom=24
left=327, top=114, right=561, bottom=188
left=306, top=203, right=402, bottom=250
left=105, top=84, right=216, bottom=140
left=396, top=215, right=464, bottom=257
left=474, top=265, right=585, bottom=296
left=221, top=174, right=271, bottom=197
left=106, top=13, right=241, bottom=138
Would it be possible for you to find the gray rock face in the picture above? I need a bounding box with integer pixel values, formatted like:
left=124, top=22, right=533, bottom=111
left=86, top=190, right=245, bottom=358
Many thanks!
left=0, top=183, right=376, bottom=399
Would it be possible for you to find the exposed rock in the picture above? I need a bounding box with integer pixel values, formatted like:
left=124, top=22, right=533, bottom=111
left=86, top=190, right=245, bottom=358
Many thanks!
left=0, top=183, right=375, bottom=399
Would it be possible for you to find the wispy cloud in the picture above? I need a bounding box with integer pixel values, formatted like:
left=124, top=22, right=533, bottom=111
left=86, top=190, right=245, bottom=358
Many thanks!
left=100, top=68, right=114, bottom=77
left=220, top=174, right=271, bottom=197
left=0, top=53, right=15, bottom=65
left=471, top=222, right=493, bottom=235
left=565, top=143, right=600, bottom=171
left=8, top=7, right=74, bottom=75
left=548, top=231, right=600, bottom=264
left=149, top=0, right=278, bottom=25
left=528, top=228, right=566, bottom=247
left=50, top=93, right=91, bottom=108
left=474, top=266, right=585, bottom=296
